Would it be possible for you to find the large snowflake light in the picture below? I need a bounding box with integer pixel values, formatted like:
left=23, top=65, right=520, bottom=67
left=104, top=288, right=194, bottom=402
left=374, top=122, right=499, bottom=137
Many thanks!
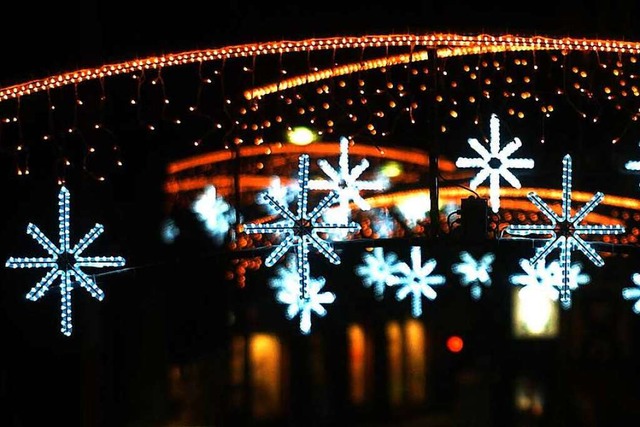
left=622, top=273, right=640, bottom=314
left=355, top=247, right=402, bottom=300
left=510, top=258, right=590, bottom=309
left=241, top=154, right=360, bottom=299
left=269, top=255, right=335, bottom=334
left=451, top=251, right=495, bottom=300
left=309, top=136, right=388, bottom=223
left=505, top=154, right=623, bottom=307
left=5, top=186, right=126, bottom=336
left=192, top=185, right=235, bottom=245
left=393, top=246, right=446, bottom=317
left=455, top=113, right=534, bottom=213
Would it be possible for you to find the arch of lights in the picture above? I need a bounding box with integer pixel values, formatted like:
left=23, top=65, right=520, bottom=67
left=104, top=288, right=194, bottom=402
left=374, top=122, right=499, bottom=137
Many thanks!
left=4, top=32, right=640, bottom=334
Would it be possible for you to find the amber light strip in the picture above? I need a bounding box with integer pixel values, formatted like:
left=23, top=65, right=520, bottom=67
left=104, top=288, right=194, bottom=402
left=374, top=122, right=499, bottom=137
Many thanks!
left=166, top=142, right=457, bottom=175
left=2, top=33, right=640, bottom=102
left=245, top=44, right=537, bottom=100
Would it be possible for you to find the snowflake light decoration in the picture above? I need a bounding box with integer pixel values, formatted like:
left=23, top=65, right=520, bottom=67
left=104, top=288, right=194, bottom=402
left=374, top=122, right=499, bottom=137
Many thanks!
left=510, top=258, right=590, bottom=309
left=622, top=273, right=640, bottom=314
left=355, top=247, right=402, bottom=300
left=505, top=154, right=624, bottom=307
left=5, top=186, right=126, bottom=336
left=393, top=246, right=446, bottom=317
left=270, top=256, right=335, bottom=334
left=451, top=251, right=495, bottom=300
left=192, top=185, right=236, bottom=245
left=257, top=176, right=299, bottom=215
left=624, top=143, right=640, bottom=187
left=455, top=113, right=534, bottom=213
left=309, top=136, right=388, bottom=223
left=242, top=154, right=360, bottom=299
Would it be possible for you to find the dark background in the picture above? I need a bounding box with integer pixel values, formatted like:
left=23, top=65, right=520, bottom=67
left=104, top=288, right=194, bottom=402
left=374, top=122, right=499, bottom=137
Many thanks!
left=1, top=2, right=640, bottom=426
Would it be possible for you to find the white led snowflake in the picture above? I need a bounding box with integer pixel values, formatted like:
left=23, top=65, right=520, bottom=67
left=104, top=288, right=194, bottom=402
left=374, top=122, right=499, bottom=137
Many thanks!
left=5, top=186, right=125, bottom=336
left=192, top=185, right=235, bottom=245
left=510, top=258, right=590, bottom=309
left=242, top=154, right=360, bottom=299
left=394, top=246, right=446, bottom=317
left=309, top=136, right=388, bottom=223
left=624, top=143, right=640, bottom=187
left=355, top=247, right=402, bottom=300
left=451, top=251, right=495, bottom=300
left=505, top=154, right=624, bottom=307
left=455, top=113, right=534, bottom=213
left=622, top=273, right=640, bottom=314
left=271, top=256, right=335, bottom=335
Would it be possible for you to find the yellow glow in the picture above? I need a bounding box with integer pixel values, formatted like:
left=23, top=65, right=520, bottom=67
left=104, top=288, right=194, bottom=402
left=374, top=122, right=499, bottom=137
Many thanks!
left=249, top=334, right=282, bottom=418
left=512, top=287, right=560, bottom=339
left=287, top=126, right=317, bottom=145
left=404, top=319, right=426, bottom=403
left=386, top=321, right=403, bottom=406
left=348, top=324, right=368, bottom=404
left=380, top=161, right=402, bottom=178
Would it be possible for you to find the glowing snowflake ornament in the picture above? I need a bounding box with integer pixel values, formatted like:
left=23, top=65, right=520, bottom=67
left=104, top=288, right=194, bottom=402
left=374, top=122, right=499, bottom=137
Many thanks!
left=309, top=136, right=388, bottom=223
left=394, top=246, right=446, bottom=317
left=455, top=113, right=534, bottom=213
left=192, top=185, right=235, bottom=245
left=355, top=247, right=402, bottom=300
left=624, top=143, right=640, bottom=187
left=242, top=154, right=360, bottom=299
left=622, top=273, right=640, bottom=314
left=506, top=154, right=623, bottom=307
left=5, top=186, right=125, bottom=336
left=257, top=176, right=299, bottom=215
left=510, top=258, right=590, bottom=309
left=269, top=255, right=334, bottom=334
left=451, top=251, right=495, bottom=300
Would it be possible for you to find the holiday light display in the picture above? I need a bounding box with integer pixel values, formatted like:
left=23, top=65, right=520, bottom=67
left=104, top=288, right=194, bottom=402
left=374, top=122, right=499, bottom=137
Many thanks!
left=309, top=136, right=388, bottom=224
left=256, top=176, right=299, bottom=215
left=5, top=186, right=125, bottom=336
left=455, top=114, right=534, bottom=213
left=192, top=185, right=235, bottom=245
left=451, top=251, right=495, bottom=300
left=505, top=154, right=624, bottom=307
left=625, top=144, right=640, bottom=187
left=269, top=255, right=335, bottom=334
left=355, top=247, right=401, bottom=300
left=510, top=258, right=590, bottom=309
left=393, top=246, right=446, bottom=317
left=241, top=154, right=360, bottom=299
left=622, top=273, right=640, bottom=314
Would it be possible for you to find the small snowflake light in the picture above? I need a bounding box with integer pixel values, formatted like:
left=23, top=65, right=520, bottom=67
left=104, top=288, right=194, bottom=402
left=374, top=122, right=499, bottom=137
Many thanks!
left=271, top=256, right=335, bottom=334
left=355, top=247, right=402, bottom=300
left=192, top=185, right=236, bottom=245
left=309, top=136, right=388, bottom=223
left=242, top=154, right=360, bottom=299
left=257, top=176, right=299, bottom=215
left=393, top=246, right=446, bottom=317
left=622, top=273, right=640, bottom=314
left=624, top=142, right=640, bottom=187
left=505, top=154, right=624, bottom=307
left=455, top=113, right=534, bottom=213
left=5, top=186, right=125, bottom=336
left=510, top=258, right=590, bottom=309
left=451, top=251, right=495, bottom=300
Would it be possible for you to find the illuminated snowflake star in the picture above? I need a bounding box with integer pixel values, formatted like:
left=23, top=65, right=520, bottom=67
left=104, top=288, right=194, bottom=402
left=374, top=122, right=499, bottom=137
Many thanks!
left=192, top=185, right=235, bottom=245
left=242, top=154, right=360, bottom=299
left=309, top=136, right=388, bottom=223
left=624, top=142, right=640, bottom=188
left=394, top=246, right=446, bottom=317
left=455, top=113, right=534, bottom=213
left=510, top=258, right=590, bottom=309
left=622, top=273, right=640, bottom=314
left=505, top=154, right=623, bottom=307
left=451, top=251, right=495, bottom=300
left=355, top=247, right=402, bottom=301
left=5, top=186, right=125, bottom=336
left=270, top=256, right=335, bottom=335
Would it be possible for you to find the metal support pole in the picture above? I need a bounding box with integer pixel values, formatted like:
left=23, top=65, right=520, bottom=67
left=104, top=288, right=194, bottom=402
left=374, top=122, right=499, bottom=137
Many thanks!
left=428, top=50, right=440, bottom=240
